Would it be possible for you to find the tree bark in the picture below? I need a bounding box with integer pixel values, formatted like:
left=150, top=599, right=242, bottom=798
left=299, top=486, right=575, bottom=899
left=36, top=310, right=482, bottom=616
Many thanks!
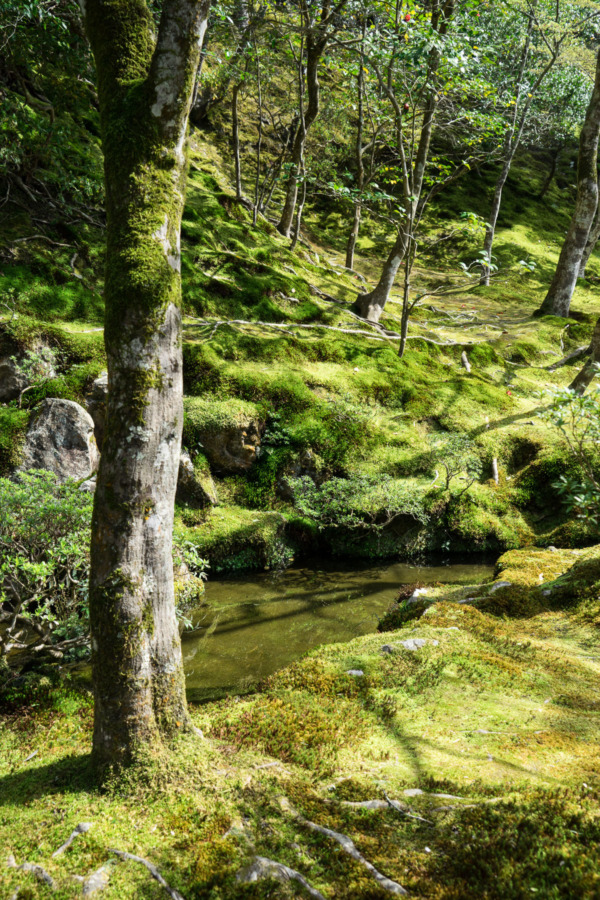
left=569, top=316, right=600, bottom=394
left=345, top=35, right=365, bottom=271
left=81, top=0, right=209, bottom=777
left=232, top=82, right=243, bottom=201
left=579, top=200, right=600, bottom=277
left=479, top=152, right=513, bottom=286
left=537, top=51, right=600, bottom=317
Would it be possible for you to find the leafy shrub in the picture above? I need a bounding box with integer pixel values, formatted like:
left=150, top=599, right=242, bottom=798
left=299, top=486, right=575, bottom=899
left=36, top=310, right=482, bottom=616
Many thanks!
left=538, top=385, right=600, bottom=532
left=0, top=471, right=93, bottom=676
left=0, top=471, right=207, bottom=688
left=428, top=432, right=483, bottom=492
left=292, top=474, right=428, bottom=532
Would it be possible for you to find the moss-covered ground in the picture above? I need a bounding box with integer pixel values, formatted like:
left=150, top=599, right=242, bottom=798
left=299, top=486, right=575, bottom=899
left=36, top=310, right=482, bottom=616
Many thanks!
left=3, top=545, right=600, bottom=898
left=3, top=124, right=600, bottom=569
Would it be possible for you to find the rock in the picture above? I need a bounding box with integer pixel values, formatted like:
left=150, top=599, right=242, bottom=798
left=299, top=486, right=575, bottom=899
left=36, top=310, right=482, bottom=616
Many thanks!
left=346, top=669, right=364, bottom=677
left=399, top=638, right=438, bottom=651
left=0, top=355, right=28, bottom=402
left=85, top=371, right=108, bottom=447
left=79, top=476, right=97, bottom=493
left=407, top=587, right=429, bottom=605
left=489, top=581, right=512, bottom=593
left=177, top=451, right=218, bottom=506
left=19, top=398, right=100, bottom=482
left=547, top=545, right=558, bottom=552
left=199, top=417, right=263, bottom=474
left=380, top=644, right=398, bottom=654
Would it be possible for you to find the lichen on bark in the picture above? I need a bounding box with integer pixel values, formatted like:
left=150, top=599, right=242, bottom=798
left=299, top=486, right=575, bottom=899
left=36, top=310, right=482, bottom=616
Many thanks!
left=82, top=0, right=210, bottom=777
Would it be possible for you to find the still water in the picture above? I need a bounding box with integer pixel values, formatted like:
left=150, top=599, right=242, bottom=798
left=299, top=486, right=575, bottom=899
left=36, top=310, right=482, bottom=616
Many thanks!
left=183, top=559, right=494, bottom=702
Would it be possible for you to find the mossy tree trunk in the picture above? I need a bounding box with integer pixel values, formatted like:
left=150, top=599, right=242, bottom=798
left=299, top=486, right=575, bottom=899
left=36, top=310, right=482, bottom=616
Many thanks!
left=81, top=0, right=209, bottom=777
left=569, top=317, right=600, bottom=394
left=579, top=200, right=600, bottom=277
left=537, top=51, right=600, bottom=318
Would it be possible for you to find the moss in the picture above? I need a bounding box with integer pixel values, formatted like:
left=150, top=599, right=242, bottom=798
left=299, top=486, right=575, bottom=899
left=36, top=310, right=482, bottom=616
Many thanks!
left=0, top=407, right=29, bottom=473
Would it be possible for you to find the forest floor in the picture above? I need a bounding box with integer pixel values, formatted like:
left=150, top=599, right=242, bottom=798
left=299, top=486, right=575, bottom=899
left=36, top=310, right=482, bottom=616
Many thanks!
left=2, top=548, right=600, bottom=899
left=3, top=132, right=600, bottom=897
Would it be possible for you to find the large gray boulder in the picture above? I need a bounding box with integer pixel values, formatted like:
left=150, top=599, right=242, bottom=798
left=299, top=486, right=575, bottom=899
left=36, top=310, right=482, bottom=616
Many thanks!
left=0, top=355, right=29, bottom=402
left=85, top=371, right=108, bottom=447
left=19, top=398, right=100, bottom=482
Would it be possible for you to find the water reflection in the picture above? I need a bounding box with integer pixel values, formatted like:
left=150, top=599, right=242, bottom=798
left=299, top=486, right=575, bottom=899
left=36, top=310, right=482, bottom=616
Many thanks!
left=183, top=558, right=494, bottom=702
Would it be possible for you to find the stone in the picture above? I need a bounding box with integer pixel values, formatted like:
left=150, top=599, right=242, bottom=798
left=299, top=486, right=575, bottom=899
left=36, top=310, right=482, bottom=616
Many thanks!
left=399, top=638, right=433, bottom=651
left=19, top=398, right=100, bottom=482
left=85, top=371, right=108, bottom=447
left=380, top=644, right=398, bottom=654
left=489, top=581, right=512, bottom=593
left=79, top=476, right=97, bottom=493
left=0, top=355, right=28, bottom=402
left=177, top=451, right=218, bottom=506
left=198, top=417, right=263, bottom=474
left=346, top=669, right=364, bottom=677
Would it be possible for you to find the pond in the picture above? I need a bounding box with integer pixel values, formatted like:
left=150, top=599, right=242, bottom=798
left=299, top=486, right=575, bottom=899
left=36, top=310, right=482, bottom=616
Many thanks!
left=183, top=558, right=494, bottom=702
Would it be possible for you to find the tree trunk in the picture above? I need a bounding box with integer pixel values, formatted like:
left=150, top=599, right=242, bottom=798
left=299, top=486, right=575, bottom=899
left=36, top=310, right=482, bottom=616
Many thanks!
left=277, top=36, right=323, bottom=237
left=479, top=153, right=513, bottom=286
left=354, top=229, right=408, bottom=322
left=82, top=0, right=209, bottom=778
left=346, top=42, right=365, bottom=271
left=569, top=317, right=600, bottom=394
left=579, top=201, right=600, bottom=277
left=232, top=82, right=243, bottom=201
left=537, top=51, right=600, bottom=318
left=346, top=202, right=362, bottom=270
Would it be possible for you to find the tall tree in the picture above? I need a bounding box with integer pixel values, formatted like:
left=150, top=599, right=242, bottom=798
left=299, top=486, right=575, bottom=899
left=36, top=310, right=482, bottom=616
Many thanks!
left=80, top=0, right=209, bottom=776
left=537, top=48, right=600, bottom=318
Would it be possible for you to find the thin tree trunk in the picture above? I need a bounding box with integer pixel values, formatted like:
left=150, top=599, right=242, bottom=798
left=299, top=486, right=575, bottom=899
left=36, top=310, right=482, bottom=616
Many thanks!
left=277, top=35, right=323, bottom=237
left=538, top=50, right=600, bottom=317
left=569, top=317, right=600, bottom=393
left=579, top=200, right=600, bottom=277
left=355, top=229, right=408, bottom=322
left=346, top=203, right=362, bottom=270
left=346, top=30, right=365, bottom=271
left=82, top=0, right=209, bottom=778
left=290, top=162, right=307, bottom=251
left=479, top=152, right=514, bottom=286
left=232, top=82, right=243, bottom=201
left=253, top=49, right=263, bottom=226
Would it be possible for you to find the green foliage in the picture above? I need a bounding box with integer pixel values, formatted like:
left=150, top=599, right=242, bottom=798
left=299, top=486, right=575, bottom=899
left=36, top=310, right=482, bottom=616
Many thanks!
left=292, top=474, right=428, bottom=532
left=428, top=432, right=483, bottom=492
left=0, top=470, right=93, bottom=674
left=538, top=383, right=600, bottom=531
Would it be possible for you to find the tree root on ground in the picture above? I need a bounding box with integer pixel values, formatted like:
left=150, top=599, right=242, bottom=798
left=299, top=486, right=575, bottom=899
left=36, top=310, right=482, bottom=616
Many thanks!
left=52, top=822, right=93, bottom=857
left=109, top=850, right=184, bottom=900
left=236, top=856, right=326, bottom=899
left=279, top=797, right=409, bottom=895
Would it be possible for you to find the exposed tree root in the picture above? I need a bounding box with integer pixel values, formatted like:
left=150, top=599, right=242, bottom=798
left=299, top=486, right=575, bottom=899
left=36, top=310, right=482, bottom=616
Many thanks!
left=7, top=855, right=54, bottom=888
left=279, top=798, right=409, bottom=895
left=52, top=822, right=93, bottom=857
left=236, top=856, right=326, bottom=899
left=547, top=345, right=589, bottom=371
left=109, top=850, right=184, bottom=900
